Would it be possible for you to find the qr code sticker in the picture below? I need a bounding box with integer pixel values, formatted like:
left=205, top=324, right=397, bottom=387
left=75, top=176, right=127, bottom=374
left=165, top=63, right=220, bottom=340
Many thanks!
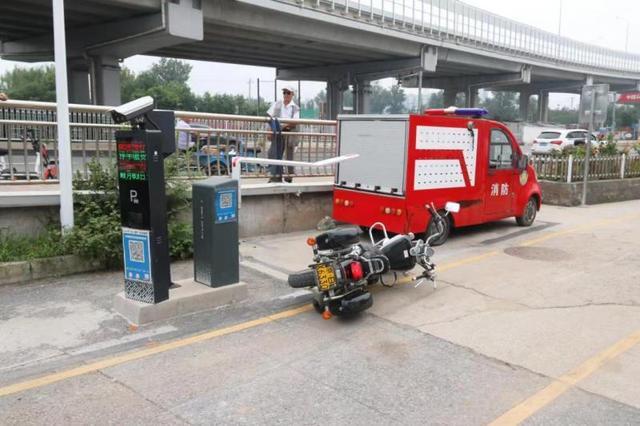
left=128, top=240, right=145, bottom=263
left=220, top=192, right=232, bottom=209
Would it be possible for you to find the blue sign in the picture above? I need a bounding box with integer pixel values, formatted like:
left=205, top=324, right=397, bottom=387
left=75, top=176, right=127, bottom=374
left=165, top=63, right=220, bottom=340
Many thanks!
left=215, top=189, right=237, bottom=223
left=122, top=228, right=152, bottom=283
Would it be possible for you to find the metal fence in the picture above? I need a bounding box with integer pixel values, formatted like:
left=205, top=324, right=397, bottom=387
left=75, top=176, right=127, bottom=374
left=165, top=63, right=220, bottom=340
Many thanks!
left=3, top=100, right=640, bottom=185
left=531, top=154, right=640, bottom=182
left=0, top=100, right=337, bottom=182
left=290, top=0, right=640, bottom=74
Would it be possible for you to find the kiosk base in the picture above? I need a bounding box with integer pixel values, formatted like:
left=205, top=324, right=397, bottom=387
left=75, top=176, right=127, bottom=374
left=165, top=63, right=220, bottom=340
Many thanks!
left=114, top=278, right=248, bottom=325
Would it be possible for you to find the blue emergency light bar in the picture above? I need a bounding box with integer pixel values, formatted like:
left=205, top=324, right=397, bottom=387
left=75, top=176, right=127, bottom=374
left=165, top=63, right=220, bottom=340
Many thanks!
left=424, top=107, right=489, bottom=117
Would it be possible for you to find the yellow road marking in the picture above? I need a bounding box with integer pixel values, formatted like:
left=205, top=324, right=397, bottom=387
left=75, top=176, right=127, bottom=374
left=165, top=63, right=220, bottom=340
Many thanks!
left=0, top=305, right=312, bottom=398
left=489, top=329, right=640, bottom=426
left=439, top=250, right=500, bottom=272
left=1, top=211, right=637, bottom=400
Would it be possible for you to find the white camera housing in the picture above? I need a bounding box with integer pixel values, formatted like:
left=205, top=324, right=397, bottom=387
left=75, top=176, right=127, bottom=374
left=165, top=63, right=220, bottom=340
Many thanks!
left=110, top=96, right=155, bottom=124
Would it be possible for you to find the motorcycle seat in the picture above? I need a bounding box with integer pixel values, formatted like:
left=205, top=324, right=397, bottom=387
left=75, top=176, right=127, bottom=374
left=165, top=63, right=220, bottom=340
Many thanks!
left=315, top=226, right=361, bottom=251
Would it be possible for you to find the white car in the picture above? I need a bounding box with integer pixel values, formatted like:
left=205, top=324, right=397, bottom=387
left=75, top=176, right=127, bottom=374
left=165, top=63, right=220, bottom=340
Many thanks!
left=531, top=129, right=598, bottom=154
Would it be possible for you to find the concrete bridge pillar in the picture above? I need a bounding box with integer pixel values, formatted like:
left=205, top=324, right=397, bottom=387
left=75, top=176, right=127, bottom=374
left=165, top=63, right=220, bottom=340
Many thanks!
left=538, top=91, right=550, bottom=123
left=466, top=88, right=479, bottom=108
left=354, top=81, right=372, bottom=114
left=327, top=80, right=345, bottom=120
left=443, top=88, right=458, bottom=108
left=68, top=59, right=91, bottom=104
left=93, top=56, right=121, bottom=106
left=519, top=91, right=533, bottom=122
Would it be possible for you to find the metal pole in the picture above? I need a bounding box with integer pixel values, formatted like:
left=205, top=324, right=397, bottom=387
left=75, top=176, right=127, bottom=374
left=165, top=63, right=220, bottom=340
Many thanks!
left=556, top=0, right=562, bottom=59
left=52, top=0, right=74, bottom=231
left=257, top=78, right=261, bottom=115
left=417, top=70, right=423, bottom=112
left=581, top=89, right=595, bottom=206
left=557, top=0, right=562, bottom=37
left=612, top=93, right=616, bottom=134
left=625, top=21, right=629, bottom=53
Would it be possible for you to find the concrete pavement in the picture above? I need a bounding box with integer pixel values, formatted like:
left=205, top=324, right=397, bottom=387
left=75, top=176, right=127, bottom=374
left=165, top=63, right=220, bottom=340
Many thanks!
left=1, top=201, right=640, bottom=424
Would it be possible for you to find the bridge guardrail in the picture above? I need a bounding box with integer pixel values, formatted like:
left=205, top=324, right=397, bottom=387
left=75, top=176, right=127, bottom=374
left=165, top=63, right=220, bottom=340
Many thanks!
left=293, top=0, right=640, bottom=74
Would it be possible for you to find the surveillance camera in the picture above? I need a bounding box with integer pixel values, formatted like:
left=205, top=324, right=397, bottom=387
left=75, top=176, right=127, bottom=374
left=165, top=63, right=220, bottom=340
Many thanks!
left=110, top=96, right=155, bottom=124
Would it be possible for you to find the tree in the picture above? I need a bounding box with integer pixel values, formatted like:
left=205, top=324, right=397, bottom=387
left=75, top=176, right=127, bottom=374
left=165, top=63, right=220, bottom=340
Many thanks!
left=427, top=92, right=444, bottom=108
left=0, top=65, right=56, bottom=101
left=195, top=92, right=267, bottom=115
left=480, top=91, right=519, bottom=121
left=548, top=107, right=579, bottom=125
left=150, top=58, right=192, bottom=85
left=370, top=83, right=406, bottom=114
left=121, top=59, right=197, bottom=110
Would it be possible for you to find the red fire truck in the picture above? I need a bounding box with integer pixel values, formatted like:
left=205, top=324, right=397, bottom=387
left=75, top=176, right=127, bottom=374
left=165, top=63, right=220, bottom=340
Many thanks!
left=332, top=108, right=542, bottom=245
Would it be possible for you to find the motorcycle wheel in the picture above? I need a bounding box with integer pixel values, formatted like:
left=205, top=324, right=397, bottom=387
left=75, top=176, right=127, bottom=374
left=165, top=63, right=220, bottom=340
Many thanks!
left=287, top=269, right=316, bottom=288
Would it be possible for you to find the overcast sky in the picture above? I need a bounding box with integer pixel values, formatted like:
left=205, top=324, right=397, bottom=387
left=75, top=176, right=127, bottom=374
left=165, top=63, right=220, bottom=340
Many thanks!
left=0, top=0, right=637, bottom=106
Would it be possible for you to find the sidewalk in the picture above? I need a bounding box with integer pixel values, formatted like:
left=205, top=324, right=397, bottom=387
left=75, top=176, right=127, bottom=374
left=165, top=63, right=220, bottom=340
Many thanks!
left=0, top=176, right=333, bottom=207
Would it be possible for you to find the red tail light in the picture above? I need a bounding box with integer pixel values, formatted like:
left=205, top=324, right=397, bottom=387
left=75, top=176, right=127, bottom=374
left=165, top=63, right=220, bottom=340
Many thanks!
left=349, top=262, right=364, bottom=281
left=550, top=140, right=563, bottom=145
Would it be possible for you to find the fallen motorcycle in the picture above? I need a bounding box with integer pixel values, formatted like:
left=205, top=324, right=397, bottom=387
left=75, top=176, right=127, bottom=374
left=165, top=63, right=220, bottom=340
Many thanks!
left=288, top=202, right=460, bottom=319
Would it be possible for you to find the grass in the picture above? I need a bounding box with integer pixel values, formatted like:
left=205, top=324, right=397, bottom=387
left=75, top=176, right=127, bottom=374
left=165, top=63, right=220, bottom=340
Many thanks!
left=0, top=230, right=70, bottom=263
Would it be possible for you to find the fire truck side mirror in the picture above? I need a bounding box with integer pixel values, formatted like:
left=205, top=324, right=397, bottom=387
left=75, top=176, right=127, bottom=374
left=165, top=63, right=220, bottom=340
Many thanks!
left=466, top=121, right=474, bottom=131
left=517, top=154, right=529, bottom=171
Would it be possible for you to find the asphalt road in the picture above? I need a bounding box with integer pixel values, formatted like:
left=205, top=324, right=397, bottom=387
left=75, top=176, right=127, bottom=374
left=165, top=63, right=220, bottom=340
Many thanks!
left=1, top=201, right=640, bottom=425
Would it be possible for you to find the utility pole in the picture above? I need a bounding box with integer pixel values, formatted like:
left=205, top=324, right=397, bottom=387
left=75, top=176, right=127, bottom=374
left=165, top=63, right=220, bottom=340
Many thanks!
left=556, top=0, right=563, bottom=58
left=52, top=0, right=74, bottom=231
left=581, top=91, right=595, bottom=206
left=611, top=93, right=616, bottom=135
left=248, top=79, right=252, bottom=100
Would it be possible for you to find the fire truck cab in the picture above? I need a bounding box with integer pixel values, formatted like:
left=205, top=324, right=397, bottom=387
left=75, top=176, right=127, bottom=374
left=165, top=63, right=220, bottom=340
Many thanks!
left=333, top=108, right=542, bottom=245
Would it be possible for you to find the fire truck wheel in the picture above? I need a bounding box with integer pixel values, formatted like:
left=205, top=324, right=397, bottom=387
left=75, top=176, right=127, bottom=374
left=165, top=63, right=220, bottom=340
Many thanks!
left=426, top=212, right=451, bottom=246
left=516, top=197, right=537, bottom=227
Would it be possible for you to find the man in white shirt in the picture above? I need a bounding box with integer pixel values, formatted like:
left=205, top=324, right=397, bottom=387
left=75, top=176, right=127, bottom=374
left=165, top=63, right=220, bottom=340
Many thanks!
left=267, top=85, right=300, bottom=183
left=176, top=118, right=193, bottom=152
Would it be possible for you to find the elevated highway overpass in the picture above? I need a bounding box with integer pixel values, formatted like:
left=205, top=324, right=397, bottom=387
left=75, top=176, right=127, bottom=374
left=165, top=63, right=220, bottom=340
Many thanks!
left=2, top=0, right=639, bottom=118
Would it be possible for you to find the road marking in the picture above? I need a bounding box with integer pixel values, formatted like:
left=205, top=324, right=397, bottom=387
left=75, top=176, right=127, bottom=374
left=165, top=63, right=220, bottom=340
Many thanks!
left=487, top=211, right=640, bottom=425
left=489, top=329, right=640, bottom=426
left=0, top=305, right=312, bottom=398
left=1, top=211, right=637, bottom=400
left=439, top=250, right=500, bottom=272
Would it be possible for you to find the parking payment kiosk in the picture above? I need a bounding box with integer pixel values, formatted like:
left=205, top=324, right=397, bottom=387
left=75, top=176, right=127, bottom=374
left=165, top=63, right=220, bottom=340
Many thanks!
left=192, top=177, right=240, bottom=287
left=115, top=108, right=175, bottom=304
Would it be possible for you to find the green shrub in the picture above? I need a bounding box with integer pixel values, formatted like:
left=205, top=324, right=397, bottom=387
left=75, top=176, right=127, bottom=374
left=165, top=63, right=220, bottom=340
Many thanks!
left=0, top=228, right=68, bottom=262
left=65, top=158, right=193, bottom=268
left=599, top=141, right=618, bottom=156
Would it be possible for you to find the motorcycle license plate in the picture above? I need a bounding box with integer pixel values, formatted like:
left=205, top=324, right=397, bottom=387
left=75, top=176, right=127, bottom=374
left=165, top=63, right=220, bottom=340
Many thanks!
left=315, top=264, right=337, bottom=291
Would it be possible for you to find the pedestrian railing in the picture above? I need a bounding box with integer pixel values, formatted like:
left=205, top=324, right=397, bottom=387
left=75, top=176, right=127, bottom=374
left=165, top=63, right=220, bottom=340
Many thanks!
left=531, top=153, right=640, bottom=183
left=0, top=100, right=337, bottom=182
left=2, top=100, right=640, bottom=185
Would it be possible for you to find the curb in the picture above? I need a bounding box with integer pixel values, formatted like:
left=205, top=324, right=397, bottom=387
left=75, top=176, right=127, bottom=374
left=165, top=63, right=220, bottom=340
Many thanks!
left=0, top=255, right=107, bottom=286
